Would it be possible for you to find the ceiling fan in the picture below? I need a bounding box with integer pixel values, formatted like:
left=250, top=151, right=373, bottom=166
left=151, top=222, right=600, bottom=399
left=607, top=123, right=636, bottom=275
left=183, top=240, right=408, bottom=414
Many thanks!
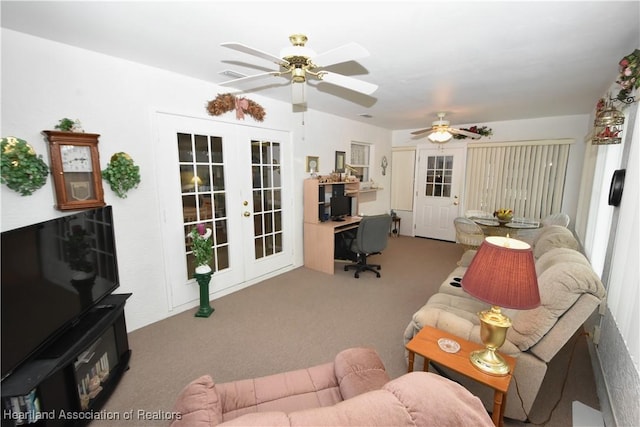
left=411, top=113, right=482, bottom=143
left=219, top=34, right=378, bottom=105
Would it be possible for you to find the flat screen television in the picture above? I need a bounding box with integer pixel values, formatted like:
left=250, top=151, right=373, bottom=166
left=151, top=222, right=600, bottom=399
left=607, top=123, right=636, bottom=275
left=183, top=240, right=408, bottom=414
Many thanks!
left=330, top=196, right=351, bottom=221
left=1, top=206, right=120, bottom=380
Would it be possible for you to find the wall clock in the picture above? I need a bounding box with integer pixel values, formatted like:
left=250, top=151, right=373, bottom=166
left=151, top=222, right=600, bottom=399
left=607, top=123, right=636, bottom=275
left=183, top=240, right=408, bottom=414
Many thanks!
left=43, top=130, right=105, bottom=210
left=608, top=169, right=625, bottom=207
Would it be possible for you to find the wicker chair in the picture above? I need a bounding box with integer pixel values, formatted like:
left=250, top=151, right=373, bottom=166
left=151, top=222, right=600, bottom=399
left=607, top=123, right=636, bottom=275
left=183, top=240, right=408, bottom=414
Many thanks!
left=453, top=217, right=485, bottom=250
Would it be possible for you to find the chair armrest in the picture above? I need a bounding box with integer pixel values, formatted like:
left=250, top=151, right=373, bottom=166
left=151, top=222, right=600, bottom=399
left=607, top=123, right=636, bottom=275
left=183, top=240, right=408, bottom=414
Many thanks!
left=334, top=347, right=390, bottom=400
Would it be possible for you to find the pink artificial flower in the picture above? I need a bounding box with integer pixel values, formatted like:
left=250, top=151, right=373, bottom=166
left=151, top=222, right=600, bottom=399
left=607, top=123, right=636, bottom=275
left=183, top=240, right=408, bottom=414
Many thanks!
left=196, top=223, right=206, bottom=236
left=619, top=58, right=629, bottom=67
left=624, top=67, right=633, bottom=77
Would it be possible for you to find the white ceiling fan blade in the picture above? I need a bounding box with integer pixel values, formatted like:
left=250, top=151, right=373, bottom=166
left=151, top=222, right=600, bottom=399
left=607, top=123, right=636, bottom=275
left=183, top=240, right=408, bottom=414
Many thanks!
left=219, top=71, right=281, bottom=86
left=311, top=42, right=370, bottom=68
left=221, top=42, right=289, bottom=67
left=450, top=128, right=482, bottom=139
left=319, top=72, right=378, bottom=95
left=411, top=128, right=434, bottom=136
left=291, top=82, right=306, bottom=105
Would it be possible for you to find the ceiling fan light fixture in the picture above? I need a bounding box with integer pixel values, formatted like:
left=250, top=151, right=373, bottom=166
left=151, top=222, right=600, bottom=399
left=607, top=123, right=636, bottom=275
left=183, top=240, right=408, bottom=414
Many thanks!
left=428, top=130, right=454, bottom=143
left=292, top=67, right=306, bottom=83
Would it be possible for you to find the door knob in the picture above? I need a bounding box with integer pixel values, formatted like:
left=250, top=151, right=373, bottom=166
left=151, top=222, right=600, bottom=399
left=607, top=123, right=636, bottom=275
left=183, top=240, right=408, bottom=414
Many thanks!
left=243, top=200, right=248, bottom=206
left=243, top=211, right=251, bottom=217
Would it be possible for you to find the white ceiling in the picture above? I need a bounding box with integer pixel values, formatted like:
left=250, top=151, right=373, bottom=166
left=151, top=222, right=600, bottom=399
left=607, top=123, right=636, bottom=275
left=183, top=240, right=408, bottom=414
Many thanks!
left=2, top=1, right=639, bottom=131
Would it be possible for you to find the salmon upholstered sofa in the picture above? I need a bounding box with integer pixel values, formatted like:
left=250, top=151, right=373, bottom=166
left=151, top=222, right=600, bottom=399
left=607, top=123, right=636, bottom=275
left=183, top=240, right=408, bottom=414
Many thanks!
left=403, top=225, right=606, bottom=421
left=170, top=347, right=493, bottom=426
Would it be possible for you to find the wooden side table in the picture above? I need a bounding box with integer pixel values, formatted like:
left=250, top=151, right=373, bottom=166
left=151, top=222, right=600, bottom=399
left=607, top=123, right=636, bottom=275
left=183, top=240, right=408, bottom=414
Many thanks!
left=406, top=325, right=516, bottom=427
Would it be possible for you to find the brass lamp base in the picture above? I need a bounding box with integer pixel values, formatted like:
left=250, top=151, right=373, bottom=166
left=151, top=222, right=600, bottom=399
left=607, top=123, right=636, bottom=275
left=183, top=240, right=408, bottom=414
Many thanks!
left=471, top=306, right=512, bottom=376
left=470, top=348, right=510, bottom=376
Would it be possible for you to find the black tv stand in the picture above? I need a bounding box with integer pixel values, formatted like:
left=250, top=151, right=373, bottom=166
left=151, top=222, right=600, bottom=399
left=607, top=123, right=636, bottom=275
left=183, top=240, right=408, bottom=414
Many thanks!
left=1, top=294, right=132, bottom=427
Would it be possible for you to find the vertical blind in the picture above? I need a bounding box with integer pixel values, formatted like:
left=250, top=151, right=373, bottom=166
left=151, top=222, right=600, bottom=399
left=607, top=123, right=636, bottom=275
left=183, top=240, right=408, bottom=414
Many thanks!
left=464, top=140, right=572, bottom=219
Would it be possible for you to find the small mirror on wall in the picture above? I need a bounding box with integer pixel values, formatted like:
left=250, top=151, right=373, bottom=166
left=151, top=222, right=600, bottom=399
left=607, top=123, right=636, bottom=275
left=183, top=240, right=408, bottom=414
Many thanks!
left=335, top=151, right=345, bottom=173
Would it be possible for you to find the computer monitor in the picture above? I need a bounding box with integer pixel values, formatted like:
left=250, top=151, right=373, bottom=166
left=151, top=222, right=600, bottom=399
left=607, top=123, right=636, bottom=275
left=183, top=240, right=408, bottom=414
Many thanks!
left=330, top=196, right=351, bottom=221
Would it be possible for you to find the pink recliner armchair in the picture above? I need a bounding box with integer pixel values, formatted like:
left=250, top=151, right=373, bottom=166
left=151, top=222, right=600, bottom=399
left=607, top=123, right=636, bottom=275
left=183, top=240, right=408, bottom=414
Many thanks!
left=171, top=347, right=493, bottom=426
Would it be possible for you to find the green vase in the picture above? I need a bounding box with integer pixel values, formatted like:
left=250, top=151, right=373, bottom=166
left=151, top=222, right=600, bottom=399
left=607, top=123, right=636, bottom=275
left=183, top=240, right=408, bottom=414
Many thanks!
left=194, top=271, right=214, bottom=318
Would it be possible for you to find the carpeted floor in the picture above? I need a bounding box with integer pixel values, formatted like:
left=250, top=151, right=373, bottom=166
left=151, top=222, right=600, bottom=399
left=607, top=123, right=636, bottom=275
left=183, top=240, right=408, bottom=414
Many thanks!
left=94, top=236, right=600, bottom=426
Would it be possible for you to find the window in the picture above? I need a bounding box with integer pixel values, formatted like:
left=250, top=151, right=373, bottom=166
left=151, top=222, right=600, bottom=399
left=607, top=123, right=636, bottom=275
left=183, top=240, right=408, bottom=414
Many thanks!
left=350, top=142, right=371, bottom=182
left=464, top=140, right=571, bottom=219
left=424, top=155, right=453, bottom=198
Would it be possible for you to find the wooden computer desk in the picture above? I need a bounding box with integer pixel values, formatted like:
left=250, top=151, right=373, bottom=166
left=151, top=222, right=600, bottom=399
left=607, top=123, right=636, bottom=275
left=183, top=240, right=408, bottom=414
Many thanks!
left=303, top=216, right=361, bottom=274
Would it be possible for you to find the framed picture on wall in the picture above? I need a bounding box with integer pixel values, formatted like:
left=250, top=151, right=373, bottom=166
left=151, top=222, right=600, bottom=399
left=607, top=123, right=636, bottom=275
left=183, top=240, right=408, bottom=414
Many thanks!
left=335, top=151, right=345, bottom=173
left=306, top=156, right=319, bottom=173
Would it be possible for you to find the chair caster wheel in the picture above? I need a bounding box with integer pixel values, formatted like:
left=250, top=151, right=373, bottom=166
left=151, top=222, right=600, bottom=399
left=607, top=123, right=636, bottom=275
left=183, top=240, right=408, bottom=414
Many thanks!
left=355, top=273, right=360, bottom=278
left=344, top=266, right=348, bottom=271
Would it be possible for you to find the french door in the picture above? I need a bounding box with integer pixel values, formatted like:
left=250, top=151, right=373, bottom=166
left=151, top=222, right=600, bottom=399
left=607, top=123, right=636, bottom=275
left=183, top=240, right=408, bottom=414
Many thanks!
left=414, top=146, right=465, bottom=241
left=156, top=113, right=293, bottom=311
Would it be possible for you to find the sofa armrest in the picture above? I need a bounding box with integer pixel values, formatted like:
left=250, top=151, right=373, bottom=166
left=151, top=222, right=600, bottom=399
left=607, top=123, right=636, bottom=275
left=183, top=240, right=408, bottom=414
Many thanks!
left=529, top=294, right=601, bottom=362
left=334, top=347, right=390, bottom=400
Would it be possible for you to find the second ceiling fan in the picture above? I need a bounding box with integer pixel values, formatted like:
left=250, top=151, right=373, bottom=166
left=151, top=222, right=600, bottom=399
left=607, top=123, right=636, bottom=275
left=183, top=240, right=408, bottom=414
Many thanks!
left=412, top=113, right=482, bottom=142
left=219, top=34, right=378, bottom=105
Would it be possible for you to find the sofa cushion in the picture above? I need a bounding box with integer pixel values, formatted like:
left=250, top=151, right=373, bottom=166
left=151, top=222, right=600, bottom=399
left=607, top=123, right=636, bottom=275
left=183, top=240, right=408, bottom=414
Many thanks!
left=334, top=347, right=390, bottom=400
left=533, top=225, right=579, bottom=259
left=535, top=247, right=590, bottom=276
left=508, top=262, right=605, bottom=351
left=171, top=375, right=223, bottom=427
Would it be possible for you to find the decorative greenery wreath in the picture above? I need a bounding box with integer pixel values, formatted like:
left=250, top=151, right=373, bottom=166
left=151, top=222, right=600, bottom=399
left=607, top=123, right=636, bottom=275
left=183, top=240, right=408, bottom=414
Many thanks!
left=102, top=152, right=141, bottom=198
left=206, top=93, right=266, bottom=122
left=453, top=125, right=493, bottom=140
left=616, top=49, right=639, bottom=103
left=1, top=136, right=49, bottom=196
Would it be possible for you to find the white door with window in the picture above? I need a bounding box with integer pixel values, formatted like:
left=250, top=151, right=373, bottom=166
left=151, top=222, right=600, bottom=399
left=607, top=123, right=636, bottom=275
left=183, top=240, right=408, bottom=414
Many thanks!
left=414, top=147, right=465, bottom=241
left=156, top=113, right=293, bottom=310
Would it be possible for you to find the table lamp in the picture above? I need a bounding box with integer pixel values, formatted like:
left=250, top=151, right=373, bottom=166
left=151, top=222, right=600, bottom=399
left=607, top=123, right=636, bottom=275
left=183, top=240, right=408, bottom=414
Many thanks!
left=462, top=236, right=540, bottom=376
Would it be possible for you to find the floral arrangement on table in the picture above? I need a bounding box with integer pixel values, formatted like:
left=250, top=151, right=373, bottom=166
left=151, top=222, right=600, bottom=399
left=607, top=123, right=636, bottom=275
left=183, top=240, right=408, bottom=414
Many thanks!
left=188, top=223, right=213, bottom=274
left=453, top=125, right=493, bottom=140
left=493, top=208, right=513, bottom=222
left=616, top=49, right=639, bottom=103
left=206, top=93, right=266, bottom=122
left=1, top=136, right=49, bottom=196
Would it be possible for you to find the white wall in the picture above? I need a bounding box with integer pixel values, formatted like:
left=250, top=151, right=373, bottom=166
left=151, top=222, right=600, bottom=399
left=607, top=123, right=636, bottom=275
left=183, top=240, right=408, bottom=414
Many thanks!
left=391, top=114, right=591, bottom=230
left=1, top=29, right=391, bottom=330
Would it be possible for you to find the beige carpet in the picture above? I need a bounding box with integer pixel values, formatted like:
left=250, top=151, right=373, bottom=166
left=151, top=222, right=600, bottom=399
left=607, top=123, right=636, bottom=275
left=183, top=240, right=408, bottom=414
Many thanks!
left=95, top=236, right=600, bottom=426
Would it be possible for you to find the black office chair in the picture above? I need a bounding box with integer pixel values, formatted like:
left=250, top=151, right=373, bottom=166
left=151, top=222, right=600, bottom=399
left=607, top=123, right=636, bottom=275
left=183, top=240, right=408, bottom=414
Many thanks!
left=344, top=214, right=392, bottom=278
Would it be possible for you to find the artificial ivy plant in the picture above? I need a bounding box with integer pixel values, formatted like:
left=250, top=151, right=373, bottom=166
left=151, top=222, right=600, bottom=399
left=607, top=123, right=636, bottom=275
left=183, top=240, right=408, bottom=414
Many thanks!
left=1, top=136, right=49, bottom=196
left=102, top=152, right=141, bottom=198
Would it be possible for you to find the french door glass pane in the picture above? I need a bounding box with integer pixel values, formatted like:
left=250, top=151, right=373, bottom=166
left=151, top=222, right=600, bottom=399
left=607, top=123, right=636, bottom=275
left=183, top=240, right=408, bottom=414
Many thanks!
left=251, top=139, right=283, bottom=259
left=425, top=155, right=453, bottom=198
left=177, top=133, right=229, bottom=277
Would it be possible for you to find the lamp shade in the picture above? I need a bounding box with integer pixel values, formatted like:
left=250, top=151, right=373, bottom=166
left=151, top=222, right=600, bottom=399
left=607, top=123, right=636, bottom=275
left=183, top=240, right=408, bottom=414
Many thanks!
left=462, top=236, right=540, bottom=309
